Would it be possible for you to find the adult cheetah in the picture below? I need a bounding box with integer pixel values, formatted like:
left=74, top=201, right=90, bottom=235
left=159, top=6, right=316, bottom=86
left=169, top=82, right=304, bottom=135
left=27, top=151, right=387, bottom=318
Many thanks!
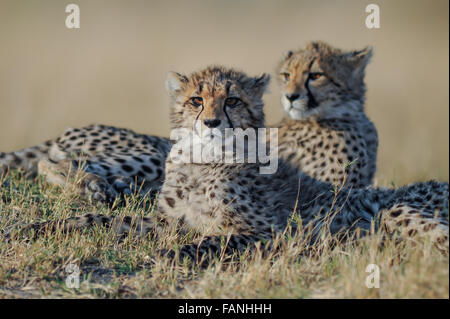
left=273, top=41, right=378, bottom=188
left=16, top=66, right=449, bottom=265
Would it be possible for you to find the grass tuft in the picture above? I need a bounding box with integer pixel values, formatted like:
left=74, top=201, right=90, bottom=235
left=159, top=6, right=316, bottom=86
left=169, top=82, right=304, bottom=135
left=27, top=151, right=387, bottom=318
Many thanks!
left=0, top=172, right=448, bottom=298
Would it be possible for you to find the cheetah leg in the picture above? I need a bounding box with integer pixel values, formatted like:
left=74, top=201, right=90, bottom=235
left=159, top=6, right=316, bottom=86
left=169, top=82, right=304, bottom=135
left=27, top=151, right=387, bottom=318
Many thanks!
left=12, top=212, right=265, bottom=266
left=104, top=175, right=146, bottom=199
left=9, top=212, right=160, bottom=241
left=158, top=233, right=265, bottom=265
left=37, top=157, right=118, bottom=205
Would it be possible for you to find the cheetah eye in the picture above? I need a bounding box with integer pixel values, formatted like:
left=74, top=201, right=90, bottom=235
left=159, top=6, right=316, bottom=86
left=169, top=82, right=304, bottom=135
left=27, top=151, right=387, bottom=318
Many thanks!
left=280, top=72, right=290, bottom=82
left=225, top=97, right=241, bottom=108
left=309, top=72, right=324, bottom=80
left=190, top=97, right=203, bottom=107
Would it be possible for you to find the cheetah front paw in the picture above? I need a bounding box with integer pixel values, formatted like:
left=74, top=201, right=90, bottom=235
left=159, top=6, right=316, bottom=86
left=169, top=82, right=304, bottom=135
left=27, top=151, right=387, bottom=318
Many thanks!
left=82, top=175, right=118, bottom=205
left=38, top=158, right=117, bottom=205
left=107, top=175, right=134, bottom=197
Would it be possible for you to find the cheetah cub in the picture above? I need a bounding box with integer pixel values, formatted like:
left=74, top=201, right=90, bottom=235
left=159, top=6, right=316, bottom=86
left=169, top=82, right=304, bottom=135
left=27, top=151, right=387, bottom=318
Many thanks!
left=18, top=66, right=448, bottom=264
left=0, top=125, right=170, bottom=203
left=273, top=41, right=378, bottom=188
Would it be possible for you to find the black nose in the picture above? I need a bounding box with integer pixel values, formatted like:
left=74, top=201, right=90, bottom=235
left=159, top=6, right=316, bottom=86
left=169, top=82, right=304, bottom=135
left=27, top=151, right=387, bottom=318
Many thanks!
left=285, top=93, right=300, bottom=102
left=204, top=119, right=221, bottom=128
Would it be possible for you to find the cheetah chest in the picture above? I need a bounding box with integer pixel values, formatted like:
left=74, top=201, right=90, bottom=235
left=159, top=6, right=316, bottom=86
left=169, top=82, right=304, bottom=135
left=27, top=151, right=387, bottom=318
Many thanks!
left=160, top=164, right=234, bottom=233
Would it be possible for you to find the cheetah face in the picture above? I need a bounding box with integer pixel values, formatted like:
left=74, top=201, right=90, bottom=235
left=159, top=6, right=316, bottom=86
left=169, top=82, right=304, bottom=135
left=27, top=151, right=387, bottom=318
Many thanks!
left=278, top=41, right=373, bottom=120
left=165, top=66, right=269, bottom=144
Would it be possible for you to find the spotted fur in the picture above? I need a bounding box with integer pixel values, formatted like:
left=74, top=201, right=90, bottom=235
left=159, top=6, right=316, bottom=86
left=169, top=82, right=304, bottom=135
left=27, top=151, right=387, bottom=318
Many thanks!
left=13, top=66, right=449, bottom=265
left=273, top=41, right=378, bottom=187
left=1, top=124, right=171, bottom=202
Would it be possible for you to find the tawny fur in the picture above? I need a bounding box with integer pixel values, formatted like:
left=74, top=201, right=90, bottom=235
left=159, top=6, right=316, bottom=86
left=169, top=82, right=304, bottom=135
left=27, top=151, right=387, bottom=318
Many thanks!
left=273, top=41, right=378, bottom=187
left=1, top=124, right=171, bottom=202
left=13, top=66, right=448, bottom=265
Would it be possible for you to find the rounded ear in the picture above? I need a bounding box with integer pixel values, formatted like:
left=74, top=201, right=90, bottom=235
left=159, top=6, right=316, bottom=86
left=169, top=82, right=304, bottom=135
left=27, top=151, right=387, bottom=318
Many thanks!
left=345, top=46, right=373, bottom=70
left=283, top=50, right=294, bottom=60
left=247, top=73, right=271, bottom=98
left=165, top=71, right=188, bottom=97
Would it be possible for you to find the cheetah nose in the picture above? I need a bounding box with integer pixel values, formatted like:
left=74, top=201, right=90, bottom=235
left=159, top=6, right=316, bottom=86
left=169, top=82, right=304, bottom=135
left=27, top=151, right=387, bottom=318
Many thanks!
left=285, top=93, right=300, bottom=102
left=203, top=119, right=221, bottom=128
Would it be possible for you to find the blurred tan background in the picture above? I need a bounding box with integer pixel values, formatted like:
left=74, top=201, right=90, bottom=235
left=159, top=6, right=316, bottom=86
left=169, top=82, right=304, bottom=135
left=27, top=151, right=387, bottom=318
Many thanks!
left=0, top=0, right=448, bottom=184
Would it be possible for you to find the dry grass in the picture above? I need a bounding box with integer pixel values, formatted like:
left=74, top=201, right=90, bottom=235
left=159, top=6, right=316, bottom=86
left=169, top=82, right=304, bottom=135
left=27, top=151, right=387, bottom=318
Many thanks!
left=0, top=0, right=448, bottom=185
left=0, top=171, right=448, bottom=299
left=0, top=0, right=448, bottom=299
